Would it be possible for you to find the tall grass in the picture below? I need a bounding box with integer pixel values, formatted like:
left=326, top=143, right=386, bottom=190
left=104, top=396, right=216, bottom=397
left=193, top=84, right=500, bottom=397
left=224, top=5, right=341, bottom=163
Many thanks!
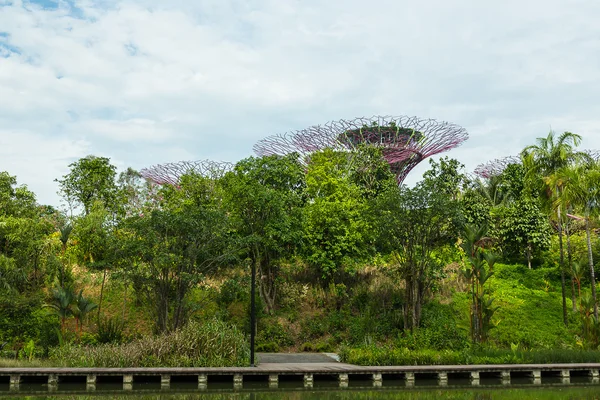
left=50, top=318, right=249, bottom=367
left=340, top=345, right=600, bottom=366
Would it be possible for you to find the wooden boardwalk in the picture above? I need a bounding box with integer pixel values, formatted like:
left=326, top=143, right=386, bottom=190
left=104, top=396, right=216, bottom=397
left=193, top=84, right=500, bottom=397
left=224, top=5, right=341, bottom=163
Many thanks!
left=2, top=362, right=600, bottom=391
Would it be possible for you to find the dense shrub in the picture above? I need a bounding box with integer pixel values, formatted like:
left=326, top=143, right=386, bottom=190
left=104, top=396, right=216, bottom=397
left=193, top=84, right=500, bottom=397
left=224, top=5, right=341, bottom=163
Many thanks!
left=256, top=318, right=294, bottom=352
left=96, top=316, right=125, bottom=344
left=0, top=294, right=59, bottom=352
left=50, top=318, right=249, bottom=367
left=396, top=302, right=468, bottom=351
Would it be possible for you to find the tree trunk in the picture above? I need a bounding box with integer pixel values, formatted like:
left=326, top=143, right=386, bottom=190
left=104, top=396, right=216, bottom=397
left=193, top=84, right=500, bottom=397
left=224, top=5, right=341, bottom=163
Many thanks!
left=566, top=221, right=577, bottom=312
left=121, top=283, right=128, bottom=322
left=526, top=243, right=532, bottom=269
left=404, top=271, right=416, bottom=332
left=96, top=269, right=107, bottom=322
left=258, top=261, right=275, bottom=315
left=557, top=206, right=568, bottom=326
left=585, top=218, right=598, bottom=319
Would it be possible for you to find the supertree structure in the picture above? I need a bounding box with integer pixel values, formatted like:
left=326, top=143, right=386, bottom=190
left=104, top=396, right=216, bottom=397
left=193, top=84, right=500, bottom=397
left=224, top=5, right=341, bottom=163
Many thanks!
left=473, top=156, right=521, bottom=179
left=253, top=115, right=469, bottom=183
left=140, top=160, right=234, bottom=186
left=474, top=150, right=600, bottom=179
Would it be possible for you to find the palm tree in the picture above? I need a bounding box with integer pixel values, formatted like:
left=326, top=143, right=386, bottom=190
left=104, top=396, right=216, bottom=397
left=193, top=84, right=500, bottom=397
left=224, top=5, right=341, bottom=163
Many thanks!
left=521, top=130, right=589, bottom=325
left=72, top=289, right=98, bottom=337
left=47, top=286, right=75, bottom=332
left=461, top=224, right=498, bottom=343
left=556, top=162, right=600, bottom=319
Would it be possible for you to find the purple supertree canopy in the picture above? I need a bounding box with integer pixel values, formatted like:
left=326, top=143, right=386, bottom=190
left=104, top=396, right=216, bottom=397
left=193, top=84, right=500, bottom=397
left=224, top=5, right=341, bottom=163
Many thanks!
left=140, top=160, right=234, bottom=186
left=253, top=115, right=469, bottom=183
left=473, top=156, right=522, bottom=179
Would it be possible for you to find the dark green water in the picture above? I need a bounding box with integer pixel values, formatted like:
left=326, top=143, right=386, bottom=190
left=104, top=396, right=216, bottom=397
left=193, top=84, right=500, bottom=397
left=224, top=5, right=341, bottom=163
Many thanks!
left=3, top=385, right=600, bottom=399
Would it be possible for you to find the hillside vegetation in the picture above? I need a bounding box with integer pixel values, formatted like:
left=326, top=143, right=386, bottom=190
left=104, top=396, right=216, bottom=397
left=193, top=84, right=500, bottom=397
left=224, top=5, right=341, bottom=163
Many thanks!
left=1, top=130, right=600, bottom=366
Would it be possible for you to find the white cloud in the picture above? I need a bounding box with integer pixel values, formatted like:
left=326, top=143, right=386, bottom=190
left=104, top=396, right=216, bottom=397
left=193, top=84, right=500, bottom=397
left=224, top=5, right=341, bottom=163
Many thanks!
left=0, top=0, right=599, bottom=205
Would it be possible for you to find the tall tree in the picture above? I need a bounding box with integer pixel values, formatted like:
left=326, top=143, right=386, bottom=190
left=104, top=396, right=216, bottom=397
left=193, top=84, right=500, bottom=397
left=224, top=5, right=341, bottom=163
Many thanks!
left=521, top=131, right=588, bottom=325
left=376, top=158, right=463, bottom=331
left=494, top=164, right=551, bottom=268
left=301, top=149, right=375, bottom=281
left=0, top=172, right=55, bottom=292
left=552, top=162, right=600, bottom=319
left=56, top=156, right=119, bottom=216
left=122, top=172, right=232, bottom=332
left=222, top=154, right=305, bottom=313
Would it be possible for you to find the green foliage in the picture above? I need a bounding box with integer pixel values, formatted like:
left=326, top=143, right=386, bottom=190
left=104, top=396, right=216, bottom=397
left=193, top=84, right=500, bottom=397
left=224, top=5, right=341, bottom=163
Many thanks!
left=0, top=171, right=56, bottom=293
left=341, top=344, right=600, bottom=366
left=0, top=294, right=59, bottom=352
left=56, top=155, right=120, bottom=216
left=96, top=316, right=125, bottom=344
left=218, top=275, right=250, bottom=306
left=396, top=303, right=468, bottom=351
left=375, top=158, right=463, bottom=330
left=461, top=223, right=499, bottom=343
left=453, top=264, right=577, bottom=348
left=50, top=318, right=249, bottom=367
left=302, top=149, right=374, bottom=280
left=256, top=318, right=294, bottom=352
left=493, top=263, right=558, bottom=291
left=223, top=154, right=305, bottom=313
left=121, top=172, right=232, bottom=332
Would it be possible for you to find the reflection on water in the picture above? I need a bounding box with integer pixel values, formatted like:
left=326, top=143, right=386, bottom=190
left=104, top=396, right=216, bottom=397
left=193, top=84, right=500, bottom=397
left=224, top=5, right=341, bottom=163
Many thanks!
left=2, top=385, right=600, bottom=400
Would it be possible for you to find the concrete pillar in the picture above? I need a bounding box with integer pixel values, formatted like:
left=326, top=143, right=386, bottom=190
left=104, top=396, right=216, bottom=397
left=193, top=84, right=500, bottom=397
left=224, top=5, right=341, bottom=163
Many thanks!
left=470, top=371, right=480, bottom=386
left=198, top=374, right=208, bottom=390
left=438, top=372, right=448, bottom=386
left=9, top=375, right=20, bottom=391
left=86, top=375, right=96, bottom=391
left=405, top=372, right=414, bottom=387
left=123, top=374, right=133, bottom=391
left=304, top=373, right=313, bottom=388
left=372, top=373, right=382, bottom=388
left=339, top=373, right=349, bottom=388
left=560, top=369, right=570, bottom=384
left=590, top=369, right=599, bottom=383
left=532, top=370, right=541, bottom=384
left=501, top=371, right=510, bottom=385
left=161, top=374, right=170, bottom=389
left=268, top=374, right=278, bottom=388
left=48, top=374, right=59, bottom=391
left=86, top=375, right=96, bottom=390
left=233, top=374, right=243, bottom=389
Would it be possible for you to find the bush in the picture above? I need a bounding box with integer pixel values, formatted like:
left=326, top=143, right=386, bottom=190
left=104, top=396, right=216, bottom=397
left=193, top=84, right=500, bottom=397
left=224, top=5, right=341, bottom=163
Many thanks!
left=0, top=294, right=59, bottom=352
left=50, top=318, right=249, bottom=367
left=256, top=319, right=294, bottom=351
left=396, top=303, right=468, bottom=351
left=96, top=316, right=125, bottom=344
left=301, top=338, right=335, bottom=352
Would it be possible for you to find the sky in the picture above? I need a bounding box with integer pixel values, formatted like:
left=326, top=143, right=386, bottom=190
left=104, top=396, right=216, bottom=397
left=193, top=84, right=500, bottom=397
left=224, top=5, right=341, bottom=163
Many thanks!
left=1, top=0, right=600, bottom=207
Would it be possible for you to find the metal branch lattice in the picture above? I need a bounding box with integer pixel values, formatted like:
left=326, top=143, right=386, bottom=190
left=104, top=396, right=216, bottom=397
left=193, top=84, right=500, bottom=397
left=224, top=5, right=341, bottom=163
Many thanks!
left=140, top=160, right=234, bottom=186
left=474, top=150, right=600, bottom=179
left=473, top=156, right=521, bottom=179
left=253, top=115, right=469, bottom=183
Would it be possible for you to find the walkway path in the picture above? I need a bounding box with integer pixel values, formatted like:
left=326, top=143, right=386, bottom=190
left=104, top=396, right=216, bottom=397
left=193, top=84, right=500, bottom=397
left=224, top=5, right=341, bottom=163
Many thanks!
left=257, top=352, right=340, bottom=364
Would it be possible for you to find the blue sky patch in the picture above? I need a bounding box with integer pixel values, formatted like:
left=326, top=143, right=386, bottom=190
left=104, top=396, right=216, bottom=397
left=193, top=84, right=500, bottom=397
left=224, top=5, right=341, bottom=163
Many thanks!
left=124, top=43, right=139, bottom=56
left=26, top=0, right=58, bottom=10
left=0, top=32, right=20, bottom=58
